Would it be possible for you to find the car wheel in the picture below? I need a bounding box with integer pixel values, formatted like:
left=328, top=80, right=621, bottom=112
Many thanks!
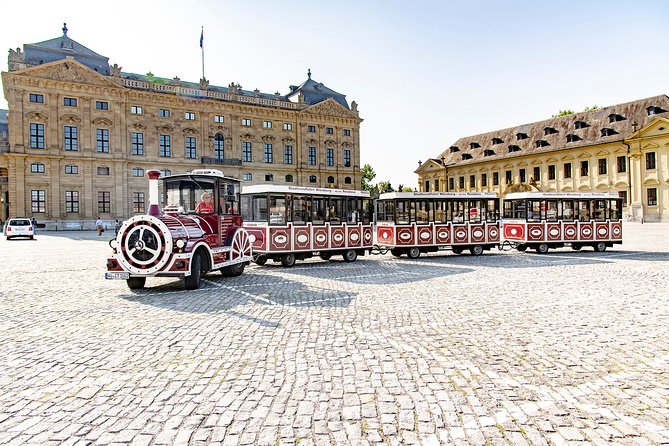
left=452, top=247, right=463, bottom=255
left=319, top=252, right=332, bottom=261
left=535, top=243, right=549, bottom=254
left=280, top=253, right=296, bottom=267
left=516, top=244, right=528, bottom=252
left=571, top=243, right=582, bottom=251
left=407, top=247, right=421, bottom=259
left=594, top=242, right=607, bottom=252
left=221, top=262, right=246, bottom=277
left=470, top=245, right=484, bottom=256
left=127, top=277, right=146, bottom=290
left=184, top=254, right=202, bottom=290
left=390, top=248, right=403, bottom=257
left=343, top=249, right=358, bottom=262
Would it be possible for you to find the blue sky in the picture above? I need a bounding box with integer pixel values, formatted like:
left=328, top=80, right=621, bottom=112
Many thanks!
left=2, top=0, right=668, bottom=188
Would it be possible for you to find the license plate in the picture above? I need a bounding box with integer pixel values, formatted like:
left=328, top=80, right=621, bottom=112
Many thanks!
left=105, top=272, right=130, bottom=280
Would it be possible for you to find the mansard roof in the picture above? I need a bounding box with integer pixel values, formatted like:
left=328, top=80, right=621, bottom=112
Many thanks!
left=286, top=70, right=349, bottom=109
left=438, top=95, right=669, bottom=167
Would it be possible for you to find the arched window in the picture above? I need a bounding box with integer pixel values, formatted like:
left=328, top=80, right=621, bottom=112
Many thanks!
left=285, top=174, right=293, bottom=182
left=265, top=174, right=274, bottom=182
left=214, top=133, right=224, bottom=160
left=30, top=162, right=45, bottom=173
left=327, top=176, right=335, bottom=184
left=344, top=177, right=352, bottom=184
left=309, top=175, right=317, bottom=183
left=243, top=173, right=252, bottom=181
left=160, top=169, right=171, bottom=177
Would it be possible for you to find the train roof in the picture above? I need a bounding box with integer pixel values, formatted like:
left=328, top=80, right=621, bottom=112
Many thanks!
left=504, top=192, right=621, bottom=199
left=242, top=184, right=370, bottom=198
left=164, top=169, right=240, bottom=182
left=378, top=191, right=499, bottom=200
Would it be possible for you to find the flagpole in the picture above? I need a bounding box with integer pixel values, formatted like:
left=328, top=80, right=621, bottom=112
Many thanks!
left=200, top=26, right=205, bottom=80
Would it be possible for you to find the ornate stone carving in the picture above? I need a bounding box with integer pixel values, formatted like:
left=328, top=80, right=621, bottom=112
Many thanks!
left=209, top=126, right=230, bottom=139
left=26, top=111, right=48, bottom=122
left=157, top=124, right=174, bottom=133
left=305, top=98, right=354, bottom=118
left=342, top=141, right=352, bottom=148
left=228, top=83, right=242, bottom=94
left=110, top=63, right=122, bottom=77
left=199, top=78, right=209, bottom=90
left=60, top=114, right=82, bottom=124
left=92, top=117, right=113, bottom=127
left=306, top=138, right=318, bottom=146
left=183, top=128, right=199, bottom=136
left=282, top=137, right=295, bottom=143
left=261, top=135, right=275, bottom=143
left=351, top=101, right=358, bottom=112
left=129, top=122, right=146, bottom=131
left=239, top=133, right=253, bottom=140
left=324, top=139, right=336, bottom=146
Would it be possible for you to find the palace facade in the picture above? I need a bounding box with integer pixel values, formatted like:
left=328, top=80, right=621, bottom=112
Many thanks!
left=0, top=26, right=362, bottom=228
left=416, top=96, right=669, bottom=222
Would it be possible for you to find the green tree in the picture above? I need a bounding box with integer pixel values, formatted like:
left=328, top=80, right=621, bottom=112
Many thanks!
left=583, top=105, right=599, bottom=112
left=360, top=164, right=376, bottom=193
left=552, top=109, right=575, bottom=117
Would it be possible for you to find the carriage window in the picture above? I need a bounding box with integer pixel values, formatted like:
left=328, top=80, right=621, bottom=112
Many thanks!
left=451, top=200, right=465, bottom=223
left=610, top=199, right=620, bottom=221
left=434, top=200, right=447, bottom=224
left=467, top=200, right=483, bottom=223
left=362, top=199, right=373, bottom=224
left=594, top=199, right=608, bottom=221
left=546, top=200, right=558, bottom=222
left=165, top=179, right=215, bottom=214
left=219, top=182, right=240, bottom=215
left=486, top=199, right=498, bottom=222
left=245, top=194, right=267, bottom=222
left=345, top=198, right=359, bottom=224
left=240, top=195, right=252, bottom=221
left=503, top=200, right=525, bottom=219
left=396, top=200, right=411, bottom=224
left=561, top=200, right=575, bottom=220
left=415, top=200, right=430, bottom=224
left=292, top=195, right=310, bottom=224
left=527, top=200, right=542, bottom=222
left=268, top=195, right=286, bottom=225
left=377, top=200, right=395, bottom=223
left=312, top=197, right=326, bottom=224
left=578, top=200, right=590, bottom=221
left=328, top=197, right=343, bottom=224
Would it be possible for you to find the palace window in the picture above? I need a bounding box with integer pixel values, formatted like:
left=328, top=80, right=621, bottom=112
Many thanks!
left=284, top=145, right=293, bottom=164
left=214, top=115, right=224, bottom=123
left=96, top=128, right=109, bottom=153
left=132, top=167, right=144, bottom=177
left=160, top=169, right=171, bottom=177
left=160, top=109, right=171, bottom=117
left=580, top=160, right=589, bottom=176
left=327, top=176, right=335, bottom=184
left=265, top=174, right=273, bottom=182
left=98, top=191, right=111, bottom=213
left=241, top=118, right=252, bottom=126
left=96, top=101, right=108, bottom=110
left=647, top=188, right=658, bottom=206
left=243, top=172, right=252, bottom=181
left=535, top=140, right=550, bottom=148
left=326, top=127, right=334, bottom=134
left=65, top=191, right=79, bottom=213
left=130, top=106, right=142, bottom=114
left=65, top=164, right=78, bottom=174
left=469, top=142, right=480, bottom=149
left=308, top=147, right=317, bottom=165
left=469, top=175, right=475, bottom=188
left=492, top=137, right=503, bottom=145
left=63, top=97, right=77, bottom=107
left=481, top=174, right=487, bottom=187
left=97, top=166, right=110, bottom=175
left=283, top=123, right=292, bottom=130
left=308, top=125, right=316, bottom=132
left=619, top=190, right=628, bottom=206
left=450, top=146, right=460, bottom=153
left=601, top=128, right=618, bottom=137
left=533, top=166, right=541, bottom=181
left=462, top=153, right=473, bottom=160
left=214, top=133, right=225, bottom=160
left=459, top=176, right=465, bottom=189
left=544, top=127, right=557, bottom=135
left=29, top=93, right=44, bottom=103
left=133, top=192, right=145, bottom=213
left=598, top=158, right=607, bottom=175
left=608, top=113, right=626, bottom=123
left=31, top=190, right=46, bottom=213
left=185, top=112, right=196, bottom=120
left=185, top=137, right=197, bottom=159
left=131, top=132, right=144, bottom=155
left=345, top=177, right=352, bottom=184
left=564, top=163, right=572, bottom=179
left=646, top=152, right=656, bottom=170
left=449, top=178, right=455, bottom=190
left=30, top=162, right=45, bottom=173
left=508, top=145, right=521, bottom=153
left=309, top=175, right=317, bottom=183
left=327, top=148, right=334, bottom=166
left=575, top=120, right=589, bottom=129
left=505, top=170, right=512, bottom=184
left=264, top=144, right=273, bottom=163
left=344, top=129, right=351, bottom=136
left=617, top=155, right=627, bottom=173
left=548, top=165, right=556, bottom=180
left=519, top=169, right=526, bottom=183
left=30, top=123, right=45, bottom=148
left=566, top=134, right=581, bottom=143
left=484, top=149, right=495, bottom=156
left=344, top=150, right=351, bottom=167
left=64, top=126, right=78, bottom=151
left=492, top=172, right=499, bottom=186
left=263, top=120, right=273, bottom=128
left=516, top=132, right=528, bottom=140
left=242, top=142, right=252, bottom=162
left=647, top=105, right=666, bottom=116
left=285, top=175, right=294, bottom=183
left=160, top=134, right=171, bottom=157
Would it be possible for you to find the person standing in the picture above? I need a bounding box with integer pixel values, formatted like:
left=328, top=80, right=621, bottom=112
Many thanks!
left=31, top=217, right=37, bottom=234
left=95, top=217, right=104, bottom=236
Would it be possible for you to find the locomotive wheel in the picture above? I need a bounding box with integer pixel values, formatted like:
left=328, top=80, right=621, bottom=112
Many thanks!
left=571, top=243, right=582, bottom=251
left=343, top=249, right=358, bottom=262
left=407, top=247, right=421, bottom=259
left=470, top=245, right=484, bottom=256
left=127, top=277, right=146, bottom=290
left=390, top=249, right=403, bottom=257
left=516, top=244, right=528, bottom=252
left=281, top=253, right=296, bottom=267
left=319, top=252, right=332, bottom=261
left=254, top=255, right=267, bottom=266
left=594, top=242, right=607, bottom=252
left=535, top=243, right=549, bottom=254
left=221, top=262, right=246, bottom=277
left=184, top=254, right=202, bottom=290
left=452, top=247, right=463, bottom=255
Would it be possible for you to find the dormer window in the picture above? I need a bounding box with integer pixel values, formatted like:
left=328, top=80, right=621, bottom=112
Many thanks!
left=544, top=127, right=558, bottom=135
left=575, top=120, right=589, bottom=129
left=516, top=132, right=528, bottom=140
left=508, top=145, right=522, bottom=153
left=647, top=105, right=667, bottom=116
left=462, top=153, right=473, bottom=160
left=608, top=113, right=626, bottom=123
left=536, top=140, right=550, bottom=148
left=483, top=149, right=495, bottom=157
left=566, top=134, right=581, bottom=143
left=449, top=146, right=460, bottom=153
left=601, top=128, right=619, bottom=137
left=469, top=142, right=480, bottom=149
left=492, top=137, right=504, bottom=145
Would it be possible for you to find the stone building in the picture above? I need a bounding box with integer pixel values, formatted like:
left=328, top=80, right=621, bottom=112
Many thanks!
left=0, top=25, right=362, bottom=228
left=416, top=96, right=669, bottom=222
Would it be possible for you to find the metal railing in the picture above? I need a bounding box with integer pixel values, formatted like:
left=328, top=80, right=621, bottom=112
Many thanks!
left=201, top=157, right=242, bottom=166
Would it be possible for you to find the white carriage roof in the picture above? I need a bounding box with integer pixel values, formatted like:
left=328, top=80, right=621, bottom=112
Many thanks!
left=166, top=169, right=240, bottom=182
left=379, top=191, right=499, bottom=200
left=504, top=192, right=621, bottom=200
left=242, top=185, right=370, bottom=198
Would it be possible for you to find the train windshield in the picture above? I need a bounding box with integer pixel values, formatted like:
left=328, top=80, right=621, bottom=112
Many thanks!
left=165, top=179, right=216, bottom=214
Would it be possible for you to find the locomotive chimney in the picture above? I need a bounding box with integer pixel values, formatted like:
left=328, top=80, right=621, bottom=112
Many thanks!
left=146, top=170, right=161, bottom=216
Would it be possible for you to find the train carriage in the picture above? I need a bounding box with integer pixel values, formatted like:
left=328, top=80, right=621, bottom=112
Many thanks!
left=502, top=192, right=623, bottom=253
left=241, top=185, right=374, bottom=266
left=106, top=169, right=252, bottom=290
left=376, top=192, right=501, bottom=258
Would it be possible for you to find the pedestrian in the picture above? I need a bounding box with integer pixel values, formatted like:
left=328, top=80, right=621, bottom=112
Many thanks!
left=95, top=217, right=104, bottom=236
left=31, top=217, right=37, bottom=234
left=114, top=219, right=122, bottom=236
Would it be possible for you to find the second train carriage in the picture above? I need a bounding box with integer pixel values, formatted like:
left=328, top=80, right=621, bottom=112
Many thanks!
left=241, top=185, right=374, bottom=266
left=502, top=192, right=623, bottom=253
left=376, top=192, right=501, bottom=258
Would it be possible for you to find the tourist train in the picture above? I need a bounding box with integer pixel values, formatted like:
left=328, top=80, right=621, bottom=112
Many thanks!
left=105, top=170, right=623, bottom=289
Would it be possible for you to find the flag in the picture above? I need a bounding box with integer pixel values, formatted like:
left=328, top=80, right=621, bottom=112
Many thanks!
left=200, top=28, right=204, bottom=49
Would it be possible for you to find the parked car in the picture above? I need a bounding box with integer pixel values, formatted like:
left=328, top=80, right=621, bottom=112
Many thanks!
left=4, top=218, right=34, bottom=240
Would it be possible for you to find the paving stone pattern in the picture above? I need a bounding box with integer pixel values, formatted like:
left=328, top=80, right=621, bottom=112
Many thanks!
left=0, top=223, right=668, bottom=445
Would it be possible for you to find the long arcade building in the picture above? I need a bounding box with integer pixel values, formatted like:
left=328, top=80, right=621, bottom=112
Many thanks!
left=0, top=26, right=362, bottom=228
left=416, top=96, right=669, bottom=222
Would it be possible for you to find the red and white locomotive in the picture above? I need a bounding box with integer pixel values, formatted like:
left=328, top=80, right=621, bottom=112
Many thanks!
left=106, top=169, right=252, bottom=290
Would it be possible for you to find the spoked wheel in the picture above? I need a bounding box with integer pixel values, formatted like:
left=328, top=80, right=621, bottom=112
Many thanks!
left=280, top=253, right=296, bottom=267
left=184, top=254, right=202, bottom=290
left=535, top=243, right=549, bottom=254
left=407, top=247, right=421, bottom=259
left=343, top=249, right=358, bottom=262
left=470, top=245, right=484, bottom=256
left=452, top=247, right=463, bottom=255
left=221, top=262, right=246, bottom=277
left=516, top=244, right=528, bottom=252
left=254, top=255, right=267, bottom=266
left=319, top=252, right=332, bottom=261
left=594, top=242, right=607, bottom=252
left=571, top=243, right=582, bottom=251
left=126, top=277, right=146, bottom=290
left=390, top=249, right=403, bottom=258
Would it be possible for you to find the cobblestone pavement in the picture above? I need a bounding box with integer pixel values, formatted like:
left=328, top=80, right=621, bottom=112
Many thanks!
left=0, top=223, right=668, bottom=446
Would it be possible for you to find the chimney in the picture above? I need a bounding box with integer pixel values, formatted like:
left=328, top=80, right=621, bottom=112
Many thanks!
left=146, top=170, right=161, bottom=216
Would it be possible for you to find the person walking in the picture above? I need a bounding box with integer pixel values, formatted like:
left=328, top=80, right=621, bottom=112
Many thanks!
left=31, top=217, right=37, bottom=234
left=95, top=217, right=104, bottom=236
left=114, top=219, right=122, bottom=236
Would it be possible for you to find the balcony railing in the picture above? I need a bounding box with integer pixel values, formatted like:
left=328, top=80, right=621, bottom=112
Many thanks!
left=201, top=157, right=242, bottom=166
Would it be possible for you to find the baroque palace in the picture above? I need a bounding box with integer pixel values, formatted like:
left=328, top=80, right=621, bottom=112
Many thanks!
left=0, top=25, right=362, bottom=228
left=416, top=96, right=669, bottom=222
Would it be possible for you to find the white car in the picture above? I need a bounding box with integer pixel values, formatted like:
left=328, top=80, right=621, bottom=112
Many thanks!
left=4, top=218, right=35, bottom=240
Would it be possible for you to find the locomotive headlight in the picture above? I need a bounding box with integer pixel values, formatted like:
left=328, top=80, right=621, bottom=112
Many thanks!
left=175, top=239, right=186, bottom=249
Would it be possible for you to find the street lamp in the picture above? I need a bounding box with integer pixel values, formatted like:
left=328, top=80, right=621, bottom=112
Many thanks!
left=628, top=121, right=637, bottom=209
